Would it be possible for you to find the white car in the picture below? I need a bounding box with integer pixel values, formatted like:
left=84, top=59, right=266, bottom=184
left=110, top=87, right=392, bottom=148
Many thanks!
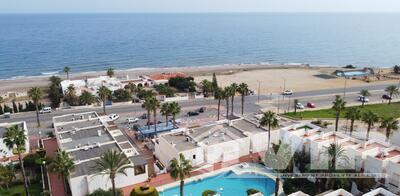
left=3, top=112, right=11, bottom=118
left=295, top=102, right=305, bottom=109
left=108, top=114, right=120, bottom=121
left=126, top=117, right=139, bottom=124
left=282, top=90, right=293, bottom=95
left=358, top=95, right=369, bottom=102
left=39, top=107, right=52, bottom=114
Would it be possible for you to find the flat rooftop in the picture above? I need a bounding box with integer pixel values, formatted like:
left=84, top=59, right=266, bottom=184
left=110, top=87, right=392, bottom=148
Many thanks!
left=162, top=132, right=199, bottom=151
left=0, top=121, right=25, bottom=136
left=53, top=112, right=98, bottom=125
left=375, top=149, right=400, bottom=160
left=58, top=126, right=113, bottom=150
left=357, top=142, right=386, bottom=152
left=232, top=119, right=267, bottom=134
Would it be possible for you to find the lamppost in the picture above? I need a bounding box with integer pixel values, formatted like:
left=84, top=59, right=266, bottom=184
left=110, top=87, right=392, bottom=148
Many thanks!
left=41, top=160, right=46, bottom=191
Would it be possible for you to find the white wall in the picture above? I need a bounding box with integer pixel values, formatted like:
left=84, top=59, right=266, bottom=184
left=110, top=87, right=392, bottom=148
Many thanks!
left=249, top=132, right=268, bottom=153
left=154, top=137, right=180, bottom=167
left=386, top=160, right=400, bottom=193
left=69, top=176, right=88, bottom=196
left=181, top=148, right=205, bottom=166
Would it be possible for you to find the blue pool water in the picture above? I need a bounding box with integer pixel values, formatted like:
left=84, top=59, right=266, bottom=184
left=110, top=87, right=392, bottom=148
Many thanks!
left=160, top=171, right=275, bottom=196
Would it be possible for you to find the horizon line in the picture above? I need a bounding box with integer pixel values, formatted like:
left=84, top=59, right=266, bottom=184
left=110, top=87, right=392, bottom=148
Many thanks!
left=1, top=11, right=400, bottom=14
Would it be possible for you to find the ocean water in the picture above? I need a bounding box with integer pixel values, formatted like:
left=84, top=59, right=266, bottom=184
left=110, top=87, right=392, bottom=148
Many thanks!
left=0, top=13, right=400, bottom=79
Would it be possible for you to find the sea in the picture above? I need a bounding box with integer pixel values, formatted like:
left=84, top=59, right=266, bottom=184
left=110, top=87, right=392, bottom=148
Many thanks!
left=0, top=13, right=400, bottom=79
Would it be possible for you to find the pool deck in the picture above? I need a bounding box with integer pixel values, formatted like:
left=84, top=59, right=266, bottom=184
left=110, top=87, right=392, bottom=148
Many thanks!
left=121, top=152, right=265, bottom=195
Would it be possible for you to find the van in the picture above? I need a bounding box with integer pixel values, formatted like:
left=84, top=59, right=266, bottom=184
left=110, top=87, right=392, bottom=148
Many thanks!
left=39, top=107, right=52, bottom=114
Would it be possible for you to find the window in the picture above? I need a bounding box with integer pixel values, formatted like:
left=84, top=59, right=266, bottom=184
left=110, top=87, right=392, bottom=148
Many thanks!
left=193, top=154, right=196, bottom=159
left=134, top=165, right=146, bottom=175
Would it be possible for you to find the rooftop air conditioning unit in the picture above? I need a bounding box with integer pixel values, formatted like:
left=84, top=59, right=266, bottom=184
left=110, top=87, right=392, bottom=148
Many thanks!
left=98, top=130, right=102, bottom=136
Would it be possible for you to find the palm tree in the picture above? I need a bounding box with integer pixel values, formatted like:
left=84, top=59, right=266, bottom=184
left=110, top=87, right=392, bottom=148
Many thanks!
left=201, top=79, right=213, bottom=97
left=151, top=98, right=160, bottom=135
left=214, top=87, right=223, bottom=120
left=97, top=86, right=112, bottom=114
left=222, top=87, right=231, bottom=118
left=169, top=102, right=181, bottom=126
left=28, top=87, right=42, bottom=127
left=359, top=89, right=370, bottom=107
left=91, top=150, right=133, bottom=196
left=293, top=99, right=299, bottom=114
left=0, top=164, right=15, bottom=189
left=324, top=143, right=349, bottom=171
left=229, top=83, right=238, bottom=115
left=160, top=102, right=170, bottom=127
left=170, top=153, right=193, bottom=196
left=237, top=83, right=249, bottom=115
left=79, top=91, right=96, bottom=105
left=142, top=97, right=154, bottom=130
left=259, top=111, right=279, bottom=149
left=385, top=85, right=399, bottom=104
left=124, top=82, right=136, bottom=95
left=107, top=67, right=115, bottom=78
left=49, top=150, right=75, bottom=195
left=380, top=117, right=399, bottom=142
left=3, top=125, right=30, bottom=196
left=332, top=95, right=346, bottom=132
left=63, top=66, right=71, bottom=80
left=345, top=107, right=361, bottom=136
left=361, top=111, right=379, bottom=140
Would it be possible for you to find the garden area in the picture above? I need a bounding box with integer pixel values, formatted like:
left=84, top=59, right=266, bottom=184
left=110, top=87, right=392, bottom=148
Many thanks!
left=0, top=181, right=43, bottom=196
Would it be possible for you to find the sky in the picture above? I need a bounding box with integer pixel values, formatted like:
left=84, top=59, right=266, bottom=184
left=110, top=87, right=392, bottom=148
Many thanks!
left=1, top=0, right=400, bottom=13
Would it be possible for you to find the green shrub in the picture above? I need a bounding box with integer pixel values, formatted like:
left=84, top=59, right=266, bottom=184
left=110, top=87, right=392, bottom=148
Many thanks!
left=130, top=186, right=159, bottom=196
left=246, top=188, right=260, bottom=195
left=88, top=188, right=123, bottom=196
left=202, top=189, right=216, bottom=196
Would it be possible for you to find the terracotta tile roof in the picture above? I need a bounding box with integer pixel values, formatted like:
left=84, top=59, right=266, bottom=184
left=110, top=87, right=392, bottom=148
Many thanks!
left=148, top=72, right=187, bottom=81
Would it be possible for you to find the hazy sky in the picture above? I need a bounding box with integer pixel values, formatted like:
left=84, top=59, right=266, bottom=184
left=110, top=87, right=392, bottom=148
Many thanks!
left=1, top=0, right=400, bottom=13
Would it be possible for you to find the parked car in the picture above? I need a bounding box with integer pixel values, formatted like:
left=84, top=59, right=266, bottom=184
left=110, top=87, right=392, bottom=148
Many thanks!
left=39, top=107, right=52, bottom=114
left=126, top=117, right=139, bottom=124
left=358, top=95, right=369, bottom=102
left=108, top=114, right=120, bottom=121
left=3, top=112, right=11, bottom=119
left=139, top=113, right=148, bottom=119
left=198, top=107, right=206, bottom=113
left=295, top=102, right=305, bottom=109
left=382, top=94, right=392, bottom=100
left=187, top=111, right=200, bottom=116
left=307, top=102, right=316, bottom=108
left=282, top=90, right=293, bottom=95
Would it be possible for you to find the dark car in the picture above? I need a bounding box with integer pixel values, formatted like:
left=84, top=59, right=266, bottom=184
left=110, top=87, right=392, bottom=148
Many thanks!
left=187, top=111, right=200, bottom=116
left=140, top=113, right=148, bottom=119
left=307, top=102, right=316, bottom=108
left=198, top=107, right=206, bottom=113
left=382, top=94, right=392, bottom=100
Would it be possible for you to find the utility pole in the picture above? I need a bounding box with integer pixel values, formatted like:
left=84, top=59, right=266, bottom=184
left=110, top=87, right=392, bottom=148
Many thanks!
left=257, top=80, right=261, bottom=104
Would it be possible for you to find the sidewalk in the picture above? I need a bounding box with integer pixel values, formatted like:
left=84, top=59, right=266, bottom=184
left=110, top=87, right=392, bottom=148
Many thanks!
left=42, top=138, right=66, bottom=196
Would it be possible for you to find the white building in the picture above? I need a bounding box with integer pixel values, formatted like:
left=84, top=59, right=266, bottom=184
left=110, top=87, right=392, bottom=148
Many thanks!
left=362, top=187, right=397, bottom=196
left=155, top=118, right=273, bottom=168
left=53, top=112, right=148, bottom=196
left=0, top=121, right=29, bottom=164
left=60, top=76, right=123, bottom=96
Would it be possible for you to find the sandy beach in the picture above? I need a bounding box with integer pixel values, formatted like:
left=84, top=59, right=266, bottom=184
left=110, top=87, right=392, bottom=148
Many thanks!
left=0, top=63, right=396, bottom=95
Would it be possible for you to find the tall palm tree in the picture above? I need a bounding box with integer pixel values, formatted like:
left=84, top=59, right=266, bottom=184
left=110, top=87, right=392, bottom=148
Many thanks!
left=345, top=107, right=361, bottom=136
left=380, top=117, right=399, bottom=142
left=359, top=89, right=370, bottom=107
left=142, top=97, right=154, bottom=130
left=79, top=91, right=96, bottom=105
left=259, top=111, right=279, bottom=149
left=28, top=87, right=42, bottom=127
left=151, top=98, right=160, bottom=135
left=324, top=143, right=349, bottom=171
left=49, top=150, right=75, bottom=195
left=293, top=99, right=299, bottom=114
left=97, top=86, right=112, bottom=114
left=63, top=66, right=71, bottom=80
left=332, top=95, right=346, bottom=132
left=214, top=87, right=223, bottom=120
left=201, top=79, right=213, bottom=97
left=91, top=150, right=133, bottom=196
left=222, top=87, right=231, bottom=118
left=229, top=83, right=238, bottom=115
left=361, top=111, right=379, bottom=140
left=237, top=83, right=249, bottom=115
left=3, top=125, right=30, bottom=196
left=385, top=85, right=399, bottom=104
left=169, top=102, right=181, bottom=126
left=160, top=102, right=170, bottom=127
left=169, top=153, right=193, bottom=196
left=107, top=67, right=115, bottom=78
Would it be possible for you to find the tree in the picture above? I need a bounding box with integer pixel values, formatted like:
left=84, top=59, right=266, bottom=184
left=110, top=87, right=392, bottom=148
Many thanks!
left=79, top=91, right=96, bottom=105
left=48, top=76, right=62, bottom=108
left=380, top=117, right=399, bottom=142
left=63, top=66, right=71, bottom=80
left=169, top=102, right=181, bottom=126
left=222, top=87, right=231, bottom=119
left=260, top=111, right=279, bottom=149
left=211, top=73, right=218, bottom=92
left=201, top=79, right=213, bottom=97
left=151, top=98, right=160, bottom=135
left=359, top=89, right=370, bottom=107
left=64, top=85, right=79, bottom=106
left=12, top=100, right=18, bottom=113
left=142, top=97, right=156, bottom=130
left=293, top=99, right=299, bottom=114
left=130, top=186, right=159, bottom=196
left=345, top=107, right=361, bottom=136
left=229, top=83, right=238, bottom=115
left=237, top=83, right=249, bottom=115
left=0, top=164, right=15, bottom=189
left=49, top=150, right=75, bottom=195
left=98, top=86, right=112, bottom=114
left=324, top=143, right=349, bottom=171
left=107, top=67, right=115, bottom=78
left=169, top=153, right=193, bottom=196
left=332, top=95, right=346, bottom=132
left=124, top=83, right=136, bottom=95
left=361, top=111, right=379, bottom=140
left=160, top=102, right=171, bottom=127
left=0, top=96, right=3, bottom=103
left=214, top=87, right=223, bottom=120
left=2, top=125, right=30, bottom=196
left=113, top=88, right=132, bottom=102
left=28, top=87, right=42, bottom=127
left=385, top=85, right=399, bottom=104
left=91, top=150, right=133, bottom=196
left=394, top=65, right=400, bottom=74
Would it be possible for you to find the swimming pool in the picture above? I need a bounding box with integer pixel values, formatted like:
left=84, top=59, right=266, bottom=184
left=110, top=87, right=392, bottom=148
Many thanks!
left=160, top=171, right=275, bottom=196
